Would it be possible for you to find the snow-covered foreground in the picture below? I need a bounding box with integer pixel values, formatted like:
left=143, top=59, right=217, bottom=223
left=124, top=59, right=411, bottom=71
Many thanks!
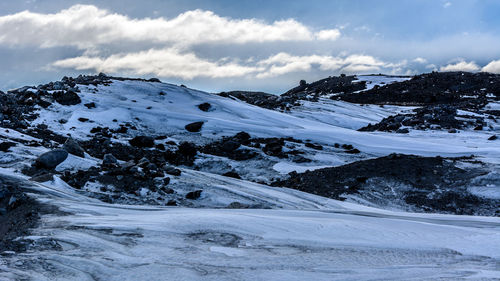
left=1, top=170, right=499, bottom=281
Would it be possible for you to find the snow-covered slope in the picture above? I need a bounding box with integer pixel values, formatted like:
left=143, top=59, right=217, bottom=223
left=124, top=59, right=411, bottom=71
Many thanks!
left=32, top=78, right=500, bottom=161
left=1, top=74, right=499, bottom=280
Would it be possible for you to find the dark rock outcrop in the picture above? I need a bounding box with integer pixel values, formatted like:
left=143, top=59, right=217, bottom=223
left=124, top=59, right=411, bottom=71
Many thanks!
left=35, top=149, right=68, bottom=169
left=185, top=121, right=204, bottom=132
left=53, top=90, right=81, bottom=105
left=63, top=137, right=85, bottom=157
left=185, top=190, right=202, bottom=200
left=129, top=136, right=155, bottom=148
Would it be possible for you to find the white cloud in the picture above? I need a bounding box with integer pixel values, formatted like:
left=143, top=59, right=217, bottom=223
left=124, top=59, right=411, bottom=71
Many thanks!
left=53, top=49, right=404, bottom=80
left=482, top=59, right=500, bottom=73
left=315, top=29, right=341, bottom=41
left=0, top=4, right=339, bottom=49
left=413, top=57, right=427, bottom=64
left=256, top=53, right=393, bottom=78
left=439, top=60, right=480, bottom=72
left=53, top=48, right=261, bottom=80
left=443, top=2, right=452, bottom=8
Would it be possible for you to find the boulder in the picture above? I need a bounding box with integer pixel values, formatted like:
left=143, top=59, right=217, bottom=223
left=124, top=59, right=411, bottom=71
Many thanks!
left=304, top=142, right=323, bottom=150
left=164, top=166, right=181, bottom=176
left=0, top=142, right=16, bottom=152
left=160, top=186, right=174, bottom=194
left=30, top=173, right=54, bottom=183
left=84, top=102, right=96, bottom=109
left=63, top=137, right=85, bottom=157
left=222, top=171, right=241, bottom=179
left=345, top=148, right=361, bottom=154
left=178, top=142, right=197, bottom=158
left=129, top=136, right=155, bottom=148
left=221, top=140, right=241, bottom=152
left=227, top=202, right=249, bottom=209
left=102, top=154, right=118, bottom=166
left=185, top=121, right=204, bottom=132
left=35, top=149, right=68, bottom=169
left=197, top=103, right=212, bottom=112
left=53, top=90, right=81, bottom=105
left=185, top=190, right=202, bottom=200
left=263, top=140, right=283, bottom=156
left=234, top=131, right=251, bottom=142
left=166, top=200, right=177, bottom=206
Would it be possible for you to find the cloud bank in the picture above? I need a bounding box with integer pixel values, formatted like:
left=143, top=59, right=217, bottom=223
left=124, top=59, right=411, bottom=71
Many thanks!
left=0, top=3, right=500, bottom=87
left=0, top=4, right=340, bottom=49
left=440, top=60, right=480, bottom=72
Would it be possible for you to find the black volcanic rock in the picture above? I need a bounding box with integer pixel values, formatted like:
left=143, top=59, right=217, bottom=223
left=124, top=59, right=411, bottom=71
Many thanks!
left=53, top=90, right=81, bottom=105
left=274, top=154, right=499, bottom=216
left=0, top=142, right=16, bottom=152
left=185, top=190, right=202, bottom=200
left=339, top=72, right=500, bottom=107
left=63, top=137, right=85, bottom=157
left=185, top=121, right=204, bottom=132
left=35, top=149, right=68, bottom=169
left=129, top=136, right=155, bottom=148
left=198, top=102, right=212, bottom=112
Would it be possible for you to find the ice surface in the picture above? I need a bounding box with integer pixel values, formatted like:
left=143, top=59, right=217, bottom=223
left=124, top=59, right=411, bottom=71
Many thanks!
left=0, top=170, right=498, bottom=281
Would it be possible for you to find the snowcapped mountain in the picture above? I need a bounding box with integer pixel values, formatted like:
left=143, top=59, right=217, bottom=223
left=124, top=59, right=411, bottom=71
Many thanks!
left=0, top=73, right=499, bottom=280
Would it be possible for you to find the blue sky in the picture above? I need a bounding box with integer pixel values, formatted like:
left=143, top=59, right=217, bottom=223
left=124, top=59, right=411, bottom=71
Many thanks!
left=1, top=0, right=500, bottom=93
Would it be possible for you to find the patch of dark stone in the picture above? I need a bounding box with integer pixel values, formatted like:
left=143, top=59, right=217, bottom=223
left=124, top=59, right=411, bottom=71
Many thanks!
left=129, top=135, right=155, bottom=148
left=283, top=74, right=366, bottom=101
left=60, top=154, right=176, bottom=198
left=0, top=175, right=61, bottom=253
left=199, top=132, right=257, bottom=161
left=90, top=126, right=113, bottom=138
left=185, top=190, right=202, bottom=200
left=484, top=110, right=500, bottom=117
left=84, top=102, right=96, bottom=109
left=197, top=102, right=212, bottom=112
left=1, top=74, right=160, bottom=133
left=0, top=90, right=40, bottom=130
left=24, top=125, right=67, bottom=146
left=34, top=149, right=68, bottom=169
left=304, top=142, right=323, bottom=150
left=63, top=137, right=85, bottom=157
left=273, top=154, right=499, bottom=216
left=185, top=121, right=204, bottom=132
left=222, top=171, right=241, bottom=179
left=218, top=75, right=366, bottom=111
left=200, top=132, right=326, bottom=161
left=0, top=142, right=16, bottom=152
left=53, top=90, right=81, bottom=105
left=360, top=104, right=486, bottom=132
left=80, top=137, right=197, bottom=167
left=218, top=91, right=285, bottom=110
left=338, top=71, right=500, bottom=107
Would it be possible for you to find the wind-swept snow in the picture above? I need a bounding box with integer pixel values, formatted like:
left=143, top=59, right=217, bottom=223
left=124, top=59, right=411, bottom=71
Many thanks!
left=32, top=79, right=500, bottom=163
left=0, top=170, right=498, bottom=280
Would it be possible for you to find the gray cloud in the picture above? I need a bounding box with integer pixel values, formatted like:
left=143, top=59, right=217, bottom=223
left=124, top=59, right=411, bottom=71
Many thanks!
left=1, top=3, right=500, bottom=92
